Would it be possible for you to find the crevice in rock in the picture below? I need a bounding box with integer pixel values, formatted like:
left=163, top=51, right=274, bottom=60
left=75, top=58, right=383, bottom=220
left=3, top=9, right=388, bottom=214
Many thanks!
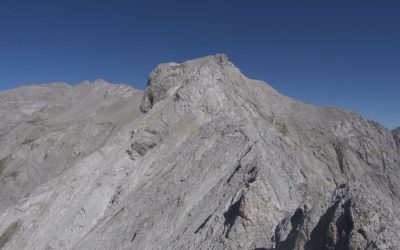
left=131, top=140, right=157, bottom=156
left=109, top=186, right=122, bottom=206
left=357, top=228, right=368, bottom=241
left=140, top=91, right=154, bottom=113
left=110, top=207, right=125, bottom=220
left=246, top=165, right=259, bottom=186
left=131, top=232, right=137, bottom=242
left=173, top=85, right=184, bottom=102
left=226, top=144, right=254, bottom=184
left=223, top=195, right=244, bottom=238
left=126, top=149, right=134, bottom=160
left=247, top=176, right=256, bottom=184
left=194, top=214, right=213, bottom=234
left=226, top=163, right=242, bottom=184
left=333, top=142, right=346, bottom=175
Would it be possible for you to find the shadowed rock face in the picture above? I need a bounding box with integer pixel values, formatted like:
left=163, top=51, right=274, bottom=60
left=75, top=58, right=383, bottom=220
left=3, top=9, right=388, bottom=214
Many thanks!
left=0, top=55, right=399, bottom=250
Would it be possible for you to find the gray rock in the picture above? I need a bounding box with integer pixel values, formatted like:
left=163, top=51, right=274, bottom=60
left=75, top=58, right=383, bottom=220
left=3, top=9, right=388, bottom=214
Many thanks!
left=0, top=80, right=143, bottom=212
left=274, top=183, right=400, bottom=249
left=0, top=55, right=399, bottom=250
left=393, top=127, right=400, bottom=152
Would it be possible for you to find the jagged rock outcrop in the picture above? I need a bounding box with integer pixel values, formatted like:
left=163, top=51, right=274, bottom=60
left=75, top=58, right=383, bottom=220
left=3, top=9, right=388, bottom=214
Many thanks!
left=274, top=183, right=400, bottom=249
left=0, top=55, right=398, bottom=250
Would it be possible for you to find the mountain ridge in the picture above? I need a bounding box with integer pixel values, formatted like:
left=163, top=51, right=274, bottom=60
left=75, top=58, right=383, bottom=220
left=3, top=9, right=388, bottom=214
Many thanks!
left=0, top=54, right=399, bottom=249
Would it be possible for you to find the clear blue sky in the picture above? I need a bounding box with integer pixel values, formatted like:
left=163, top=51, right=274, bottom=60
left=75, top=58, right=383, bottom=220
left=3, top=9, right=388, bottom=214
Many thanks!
left=0, top=1, right=399, bottom=129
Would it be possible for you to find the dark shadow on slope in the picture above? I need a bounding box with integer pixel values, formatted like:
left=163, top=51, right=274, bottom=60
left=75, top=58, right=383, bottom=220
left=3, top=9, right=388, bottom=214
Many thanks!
left=223, top=195, right=244, bottom=238
left=275, top=207, right=306, bottom=250
left=304, top=201, right=340, bottom=250
left=334, top=200, right=354, bottom=249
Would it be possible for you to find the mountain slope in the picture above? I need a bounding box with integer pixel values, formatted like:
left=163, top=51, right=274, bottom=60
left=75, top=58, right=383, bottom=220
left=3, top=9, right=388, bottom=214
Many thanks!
left=0, top=80, right=143, bottom=212
left=0, top=55, right=399, bottom=249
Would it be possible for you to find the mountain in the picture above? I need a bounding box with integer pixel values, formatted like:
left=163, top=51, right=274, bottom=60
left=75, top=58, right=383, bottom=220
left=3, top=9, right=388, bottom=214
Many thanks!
left=0, top=55, right=399, bottom=250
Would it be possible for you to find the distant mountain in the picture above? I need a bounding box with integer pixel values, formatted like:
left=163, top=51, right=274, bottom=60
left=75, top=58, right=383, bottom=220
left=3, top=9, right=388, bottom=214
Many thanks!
left=0, top=55, right=399, bottom=249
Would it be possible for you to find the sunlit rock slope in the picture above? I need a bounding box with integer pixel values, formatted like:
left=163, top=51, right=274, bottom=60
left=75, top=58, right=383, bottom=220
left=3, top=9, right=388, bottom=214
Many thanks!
left=0, top=55, right=399, bottom=250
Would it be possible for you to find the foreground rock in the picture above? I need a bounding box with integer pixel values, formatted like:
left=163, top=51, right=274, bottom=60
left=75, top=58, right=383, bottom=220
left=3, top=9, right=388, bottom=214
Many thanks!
left=0, top=55, right=399, bottom=249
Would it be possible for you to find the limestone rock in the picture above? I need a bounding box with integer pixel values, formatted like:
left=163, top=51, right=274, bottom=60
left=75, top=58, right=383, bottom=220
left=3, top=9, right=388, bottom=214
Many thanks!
left=0, top=55, right=399, bottom=250
left=0, top=80, right=143, bottom=212
left=274, top=183, right=400, bottom=249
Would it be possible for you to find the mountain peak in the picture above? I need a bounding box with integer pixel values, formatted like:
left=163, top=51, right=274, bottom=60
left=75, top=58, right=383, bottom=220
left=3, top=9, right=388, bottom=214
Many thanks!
left=1, top=55, right=400, bottom=249
left=140, top=54, right=240, bottom=113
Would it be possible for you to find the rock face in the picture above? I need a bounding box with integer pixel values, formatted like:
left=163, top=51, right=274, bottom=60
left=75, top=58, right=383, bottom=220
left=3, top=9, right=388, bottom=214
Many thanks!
left=0, top=55, right=399, bottom=250
left=393, top=128, right=400, bottom=153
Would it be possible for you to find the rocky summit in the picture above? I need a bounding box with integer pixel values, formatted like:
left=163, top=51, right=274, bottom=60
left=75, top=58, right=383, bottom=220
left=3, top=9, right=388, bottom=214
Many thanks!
left=0, top=55, right=399, bottom=250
